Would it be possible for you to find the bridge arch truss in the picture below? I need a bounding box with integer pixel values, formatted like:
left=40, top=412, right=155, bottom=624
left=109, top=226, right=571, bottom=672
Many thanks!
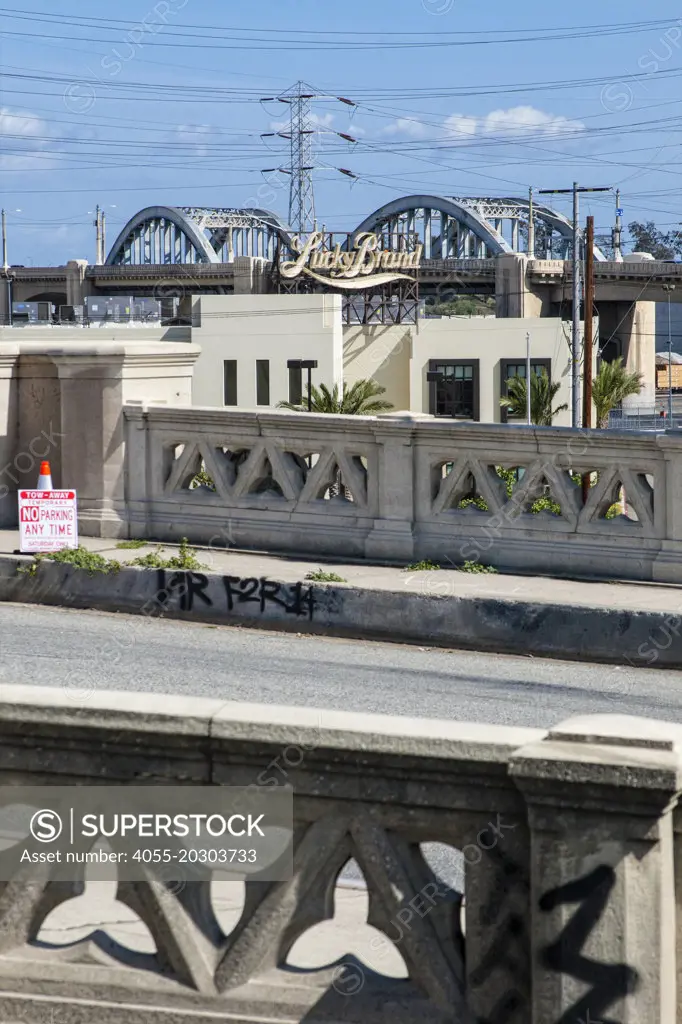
left=106, top=206, right=292, bottom=266
left=353, top=194, right=606, bottom=261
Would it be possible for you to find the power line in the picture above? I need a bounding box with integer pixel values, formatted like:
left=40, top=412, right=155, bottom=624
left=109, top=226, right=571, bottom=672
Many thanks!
left=0, top=9, right=673, bottom=48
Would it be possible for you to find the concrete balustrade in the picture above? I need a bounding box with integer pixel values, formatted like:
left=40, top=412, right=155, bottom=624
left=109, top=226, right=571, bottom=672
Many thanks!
left=0, top=686, right=681, bottom=1022
left=121, top=403, right=682, bottom=582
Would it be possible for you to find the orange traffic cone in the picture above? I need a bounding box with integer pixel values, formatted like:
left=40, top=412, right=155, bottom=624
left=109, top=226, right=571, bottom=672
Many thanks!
left=37, top=461, right=53, bottom=490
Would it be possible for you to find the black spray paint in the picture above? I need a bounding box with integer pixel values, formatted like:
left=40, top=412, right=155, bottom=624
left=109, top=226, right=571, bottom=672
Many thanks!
left=152, top=570, right=314, bottom=620
left=539, top=864, right=639, bottom=1024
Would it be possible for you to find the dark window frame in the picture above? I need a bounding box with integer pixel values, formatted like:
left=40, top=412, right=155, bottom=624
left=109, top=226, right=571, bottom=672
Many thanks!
left=428, top=359, right=480, bottom=421
left=288, top=364, right=303, bottom=405
left=256, top=359, right=270, bottom=406
left=500, top=357, right=551, bottom=423
left=223, top=359, right=238, bottom=406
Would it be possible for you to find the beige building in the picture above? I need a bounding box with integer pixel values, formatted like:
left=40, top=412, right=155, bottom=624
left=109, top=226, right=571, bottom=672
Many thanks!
left=189, top=295, right=591, bottom=426
left=344, top=315, right=587, bottom=425
left=190, top=293, right=343, bottom=409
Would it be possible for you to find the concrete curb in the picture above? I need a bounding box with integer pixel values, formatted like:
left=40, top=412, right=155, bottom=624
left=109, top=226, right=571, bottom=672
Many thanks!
left=0, top=556, right=674, bottom=670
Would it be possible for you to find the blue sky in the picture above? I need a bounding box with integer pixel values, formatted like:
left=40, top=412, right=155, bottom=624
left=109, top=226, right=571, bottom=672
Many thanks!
left=0, top=0, right=679, bottom=264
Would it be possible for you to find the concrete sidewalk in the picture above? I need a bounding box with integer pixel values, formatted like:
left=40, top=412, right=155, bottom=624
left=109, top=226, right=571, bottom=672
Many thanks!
left=1, top=529, right=681, bottom=669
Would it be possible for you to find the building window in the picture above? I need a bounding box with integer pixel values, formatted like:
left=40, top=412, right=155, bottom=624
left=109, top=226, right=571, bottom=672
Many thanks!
left=428, top=360, right=480, bottom=420
left=256, top=360, right=270, bottom=405
left=500, top=358, right=551, bottom=422
left=223, top=360, right=237, bottom=405
left=288, top=364, right=302, bottom=405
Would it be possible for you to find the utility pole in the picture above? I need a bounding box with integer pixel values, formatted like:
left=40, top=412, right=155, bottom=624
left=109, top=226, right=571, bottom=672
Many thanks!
left=539, top=185, right=611, bottom=427
left=94, top=205, right=102, bottom=265
left=2, top=209, right=8, bottom=272
left=582, top=216, right=595, bottom=502
left=613, top=190, right=623, bottom=262
left=583, top=216, right=595, bottom=430
left=526, top=331, right=532, bottom=424
left=2, top=210, right=10, bottom=326
left=527, top=187, right=535, bottom=259
left=101, top=211, right=106, bottom=264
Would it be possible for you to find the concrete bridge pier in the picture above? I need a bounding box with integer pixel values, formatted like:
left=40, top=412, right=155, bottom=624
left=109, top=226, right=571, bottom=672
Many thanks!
left=598, top=300, right=656, bottom=408
left=495, top=254, right=545, bottom=318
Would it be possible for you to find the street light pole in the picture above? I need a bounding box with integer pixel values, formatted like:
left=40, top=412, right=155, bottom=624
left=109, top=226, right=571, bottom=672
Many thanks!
left=664, top=285, right=676, bottom=422
left=526, top=331, right=532, bottom=425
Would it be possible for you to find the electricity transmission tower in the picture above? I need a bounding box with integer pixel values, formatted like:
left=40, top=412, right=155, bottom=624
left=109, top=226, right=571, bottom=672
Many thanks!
left=282, top=81, right=317, bottom=235
left=261, top=82, right=358, bottom=236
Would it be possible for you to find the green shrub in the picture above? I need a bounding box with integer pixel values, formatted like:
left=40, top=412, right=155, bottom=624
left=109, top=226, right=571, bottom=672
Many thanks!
left=31, top=547, right=120, bottom=576
left=459, top=560, right=498, bottom=574
left=304, top=569, right=347, bottom=583
left=130, top=538, right=204, bottom=571
left=191, top=468, right=216, bottom=491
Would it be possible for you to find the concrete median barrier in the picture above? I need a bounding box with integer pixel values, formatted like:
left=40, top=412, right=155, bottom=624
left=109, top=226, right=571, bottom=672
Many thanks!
left=1, top=555, right=680, bottom=670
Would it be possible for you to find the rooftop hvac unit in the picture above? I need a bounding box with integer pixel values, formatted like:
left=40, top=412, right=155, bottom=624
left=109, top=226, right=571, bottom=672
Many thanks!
left=132, top=298, right=162, bottom=321
left=85, top=296, right=133, bottom=321
left=12, top=301, right=54, bottom=323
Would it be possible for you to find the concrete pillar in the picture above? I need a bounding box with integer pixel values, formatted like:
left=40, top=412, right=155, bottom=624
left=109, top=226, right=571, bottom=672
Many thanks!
left=510, top=715, right=682, bottom=1024
left=233, top=256, right=269, bottom=295
left=364, top=416, right=418, bottom=561
left=64, top=259, right=88, bottom=309
left=0, top=274, right=10, bottom=326
left=495, top=254, right=543, bottom=318
left=651, top=434, right=682, bottom=582
left=16, top=354, right=62, bottom=492
left=0, top=346, right=19, bottom=527
left=598, top=300, right=656, bottom=409
left=45, top=343, right=200, bottom=538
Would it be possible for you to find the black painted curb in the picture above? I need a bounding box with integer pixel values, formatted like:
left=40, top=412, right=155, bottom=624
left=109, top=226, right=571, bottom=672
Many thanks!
left=0, top=556, right=679, bottom=671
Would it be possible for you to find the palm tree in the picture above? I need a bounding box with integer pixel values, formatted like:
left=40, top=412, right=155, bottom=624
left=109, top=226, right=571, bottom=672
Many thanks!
left=278, top=379, right=393, bottom=415
left=592, top=357, right=644, bottom=428
left=500, top=370, right=568, bottom=426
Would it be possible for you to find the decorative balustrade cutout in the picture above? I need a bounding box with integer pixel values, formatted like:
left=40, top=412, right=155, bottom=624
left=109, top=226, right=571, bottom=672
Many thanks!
left=164, top=441, right=368, bottom=508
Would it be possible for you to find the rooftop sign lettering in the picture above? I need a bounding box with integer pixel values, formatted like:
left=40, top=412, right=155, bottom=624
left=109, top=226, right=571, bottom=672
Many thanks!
left=280, top=231, right=422, bottom=290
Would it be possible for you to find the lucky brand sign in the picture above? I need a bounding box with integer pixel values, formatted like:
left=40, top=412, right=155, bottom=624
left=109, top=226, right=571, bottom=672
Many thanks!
left=19, top=490, right=78, bottom=553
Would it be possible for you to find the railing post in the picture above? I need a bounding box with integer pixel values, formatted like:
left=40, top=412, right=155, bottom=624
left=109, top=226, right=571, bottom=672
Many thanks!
left=510, top=715, right=681, bottom=1024
left=654, top=434, right=682, bottom=583
left=365, top=414, right=417, bottom=561
left=123, top=404, right=149, bottom=539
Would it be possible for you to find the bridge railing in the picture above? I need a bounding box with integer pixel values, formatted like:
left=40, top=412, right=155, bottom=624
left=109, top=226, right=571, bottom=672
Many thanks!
left=123, top=407, right=682, bottom=583
left=0, top=685, right=679, bottom=1023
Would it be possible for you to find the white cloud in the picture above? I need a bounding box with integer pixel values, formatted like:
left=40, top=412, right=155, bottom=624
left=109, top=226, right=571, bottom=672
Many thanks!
left=177, top=123, right=213, bottom=157
left=382, top=117, right=430, bottom=138
left=442, top=114, right=479, bottom=139
left=383, top=106, right=584, bottom=143
left=0, top=108, right=54, bottom=170
left=470, top=106, right=584, bottom=139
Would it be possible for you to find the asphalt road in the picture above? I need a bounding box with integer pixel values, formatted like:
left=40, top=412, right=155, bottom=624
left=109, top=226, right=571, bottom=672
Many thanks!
left=2, top=602, right=682, bottom=727
left=3, top=603, right=682, bottom=894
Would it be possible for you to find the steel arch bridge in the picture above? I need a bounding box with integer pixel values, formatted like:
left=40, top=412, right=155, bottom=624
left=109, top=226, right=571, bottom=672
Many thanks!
left=105, top=195, right=606, bottom=266
left=105, top=206, right=292, bottom=266
left=352, top=194, right=607, bottom=262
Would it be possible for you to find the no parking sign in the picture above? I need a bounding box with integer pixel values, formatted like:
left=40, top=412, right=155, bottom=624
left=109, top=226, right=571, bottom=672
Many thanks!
left=18, top=490, right=78, bottom=553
